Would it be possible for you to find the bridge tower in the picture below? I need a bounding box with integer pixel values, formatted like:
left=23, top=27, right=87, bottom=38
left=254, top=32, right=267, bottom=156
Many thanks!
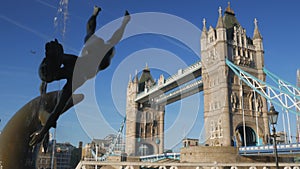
left=125, top=66, right=165, bottom=156
left=201, top=3, right=269, bottom=147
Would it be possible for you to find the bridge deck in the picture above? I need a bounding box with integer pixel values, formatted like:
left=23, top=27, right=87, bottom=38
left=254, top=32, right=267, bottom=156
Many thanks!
left=135, top=61, right=202, bottom=103
left=155, top=79, right=203, bottom=105
left=140, top=153, right=180, bottom=162
left=239, top=143, right=300, bottom=156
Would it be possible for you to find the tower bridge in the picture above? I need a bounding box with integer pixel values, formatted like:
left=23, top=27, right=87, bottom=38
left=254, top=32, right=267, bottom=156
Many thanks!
left=77, top=4, right=300, bottom=168
left=125, top=3, right=276, bottom=157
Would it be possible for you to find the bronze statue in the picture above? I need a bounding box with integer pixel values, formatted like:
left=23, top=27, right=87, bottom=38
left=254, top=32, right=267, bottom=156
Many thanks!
left=0, top=91, right=83, bottom=169
left=30, top=7, right=131, bottom=146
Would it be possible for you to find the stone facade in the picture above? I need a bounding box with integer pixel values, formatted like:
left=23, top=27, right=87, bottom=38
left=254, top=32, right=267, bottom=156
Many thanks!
left=201, top=4, right=269, bottom=147
left=183, top=138, right=199, bottom=147
left=125, top=66, right=164, bottom=156
left=179, top=146, right=289, bottom=164
left=180, top=146, right=239, bottom=163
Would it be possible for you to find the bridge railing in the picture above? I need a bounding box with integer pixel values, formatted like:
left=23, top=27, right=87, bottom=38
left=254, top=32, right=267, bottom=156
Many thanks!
left=154, top=79, right=203, bottom=104
left=239, top=143, right=300, bottom=155
left=140, top=153, right=180, bottom=162
left=164, top=61, right=202, bottom=84
left=135, top=61, right=202, bottom=101
left=76, top=161, right=300, bottom=169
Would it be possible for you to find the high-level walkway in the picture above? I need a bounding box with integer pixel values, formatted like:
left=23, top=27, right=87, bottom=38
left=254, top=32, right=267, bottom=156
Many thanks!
left=135, top=61, right=202, bottom=104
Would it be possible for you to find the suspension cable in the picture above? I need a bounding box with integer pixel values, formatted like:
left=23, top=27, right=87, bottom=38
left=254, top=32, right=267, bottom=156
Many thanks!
left=279, top=85, right=290, bottom=143
left=240, top=80, right=247, bottom=147
left=253, top=90, right=260, bottom=145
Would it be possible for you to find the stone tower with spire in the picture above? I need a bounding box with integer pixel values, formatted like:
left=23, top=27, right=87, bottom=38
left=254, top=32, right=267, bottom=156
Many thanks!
left=125, top=65, right=165, bottom=156
left=201, top=3, right=269, bottom=147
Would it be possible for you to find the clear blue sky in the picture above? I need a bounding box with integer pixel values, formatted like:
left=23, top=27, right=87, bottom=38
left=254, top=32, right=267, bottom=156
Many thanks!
left=0, top=0, right=299, bottom=150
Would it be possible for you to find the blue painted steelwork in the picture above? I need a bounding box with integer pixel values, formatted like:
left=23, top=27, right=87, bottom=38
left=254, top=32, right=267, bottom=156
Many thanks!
left=239, top=143, right=300, bottom=156
left=154, top=79, right=203, bottom=104
left=140, top=153, right=181, bottom=162
left=226, top=59, right=300, bottom=115
left=264, top=68, right=300, bottom=100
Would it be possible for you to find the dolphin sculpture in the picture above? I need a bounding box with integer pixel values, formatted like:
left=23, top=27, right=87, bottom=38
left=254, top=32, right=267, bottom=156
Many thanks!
left=0, top=91, right=84, bottom=169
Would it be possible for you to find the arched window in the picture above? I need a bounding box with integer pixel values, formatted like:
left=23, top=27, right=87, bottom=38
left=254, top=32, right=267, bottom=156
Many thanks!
left=236, top=126, right=257, bottom=146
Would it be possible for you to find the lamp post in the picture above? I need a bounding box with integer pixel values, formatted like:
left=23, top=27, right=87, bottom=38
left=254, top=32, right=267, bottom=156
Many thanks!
left=268, top=105, right=279, bottom=169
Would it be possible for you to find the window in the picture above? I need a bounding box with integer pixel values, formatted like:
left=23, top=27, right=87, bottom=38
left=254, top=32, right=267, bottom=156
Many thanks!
left=218, top=119, right=223, bottom=138
left=210, top=121, right=214, bottom=139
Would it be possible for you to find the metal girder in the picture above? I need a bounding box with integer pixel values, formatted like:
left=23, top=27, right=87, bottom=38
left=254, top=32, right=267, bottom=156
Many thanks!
left=264, top=68, right=300, bottom=100
left=226, top=59, right=300, bottom=115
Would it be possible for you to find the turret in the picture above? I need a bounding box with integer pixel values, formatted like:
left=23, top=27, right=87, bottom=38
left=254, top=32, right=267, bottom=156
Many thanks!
left=253, top=18, right=264, bottom=70
left=253, top=18, right=263, bottom=40
left=138, top=64, right=155, bottom=93
left=134, top=70, right=139, bottom=84
left=216, top=7, right=226, bottom=42
left=127, top=71, right=138, bottom=95
left=215, top=6, right=227, bottom=60
left=128, top=74, right=132, bottom=87
left=200, top=18, right=208, bottom=51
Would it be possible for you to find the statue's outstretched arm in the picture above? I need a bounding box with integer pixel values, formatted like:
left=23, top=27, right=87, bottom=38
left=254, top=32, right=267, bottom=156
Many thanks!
left=107, top=11, right=131, bottom=46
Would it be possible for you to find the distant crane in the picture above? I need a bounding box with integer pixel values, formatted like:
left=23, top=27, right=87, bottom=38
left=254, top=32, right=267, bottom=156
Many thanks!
left=103, top=116, right=126, bottom=160
left=91, top=116, right=126, bottom=161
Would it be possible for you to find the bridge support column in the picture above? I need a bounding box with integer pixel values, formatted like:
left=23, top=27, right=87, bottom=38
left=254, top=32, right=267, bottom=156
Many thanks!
left=125, top=75, right=139, bottom=156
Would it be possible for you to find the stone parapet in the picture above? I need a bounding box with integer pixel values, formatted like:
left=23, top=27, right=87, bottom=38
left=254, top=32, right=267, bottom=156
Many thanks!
left=180, top=146, right=239, bottom=163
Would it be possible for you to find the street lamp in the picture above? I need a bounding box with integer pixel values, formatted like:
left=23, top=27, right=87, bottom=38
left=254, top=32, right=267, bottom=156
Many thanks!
left=268, top=105, right=279, bottom=169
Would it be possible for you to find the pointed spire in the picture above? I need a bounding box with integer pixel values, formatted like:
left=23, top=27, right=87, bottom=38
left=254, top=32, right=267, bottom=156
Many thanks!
left=253, top=18, right=262, bottom=39
left=216, top=7, right=225, bottom=28
left=201, top=18, right=208, bottom=38
left=134, top=69, right=138, bottom=83
left=145, top=62, right=149, bottom=71
left=225, top=2, right=235, bottom=15
left=202, top=18, right=207, bottom=32
left=129, top=74, right=132, bottom=83
left=218, top=6, right=222, bottom=17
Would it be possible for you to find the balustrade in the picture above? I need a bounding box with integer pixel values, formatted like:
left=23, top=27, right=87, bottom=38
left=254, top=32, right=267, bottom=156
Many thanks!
left=76, top=161, right=300, bottom=169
